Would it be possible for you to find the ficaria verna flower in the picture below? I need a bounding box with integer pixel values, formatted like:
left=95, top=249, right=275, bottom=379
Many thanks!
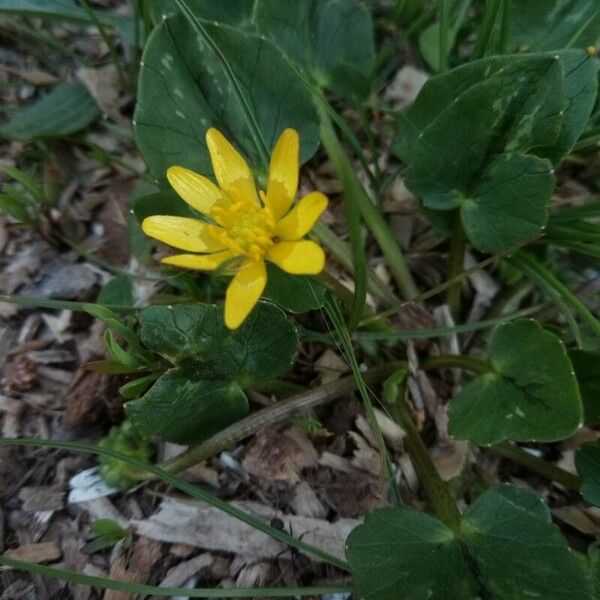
left=142, top=128, right=328, bottom=329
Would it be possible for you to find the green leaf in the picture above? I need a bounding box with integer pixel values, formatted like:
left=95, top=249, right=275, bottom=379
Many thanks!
left=126, top=367, right=249, bottom=444
left=346, top=508, right=477, bottom=600
left=460, top=152, right=554, bottom=253
left=0, top=0, right=134, bottom=35
left=570, top=350, right=600, bottom=425
left=576, top=441, right=600, bottom=507
left=263, top=264, right=325, bottom=313
left=347, top=484, right=593, bottom=599
left=449, top=319, right=582, bottom=444
left=131, top=191, right=198, bottom=223
left=461, top=485, right=592, bottom=598
left=119, top=374, right=158, bottom=399
left=0, top=82, right=100, bottom=140
left=138, top=302, right=298, bottom=383
left=508, top=0, right=600, bottom=52
left=97, top=275, right=134, bottom=308
left=91, top=518, right=125, bottom=537
left=255, top=0, right=375, bottom=99
left=0, top=193, right=31, bottom=222
left=134, top=13, right=319, bottom=185
left=396, top=51, right=598, bottom=251
left=150, top=0, right=254, bottom=26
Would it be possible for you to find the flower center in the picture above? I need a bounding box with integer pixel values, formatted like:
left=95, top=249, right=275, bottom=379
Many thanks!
left=209, top=199, right=275, bottom=261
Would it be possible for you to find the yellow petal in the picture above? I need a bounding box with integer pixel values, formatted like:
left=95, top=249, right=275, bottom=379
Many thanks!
left=274, top=191, right=328, bottom=241
left=206, top=128, right=257, bottom=204
left=267, top=240, right=325, bottom=275
left=142, top=216, right=224, bottom=253
left=266, top=128, right=299, bottom=220
left=224, top=259, right=267, bottom=329
left=161, top=250, right=234, bottom=271
left=166, top=166, right=227, bottom=214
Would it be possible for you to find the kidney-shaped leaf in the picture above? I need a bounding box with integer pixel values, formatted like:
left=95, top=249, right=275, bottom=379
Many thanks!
left=255, top=0, right=375, bottom=99
left=134, top=13, right=319, bottom=185
left=346, top=484, right=592, bottom=599
left=125, top=367, right=248, bottom=444
left=346, top=508, right=477, bottom=600
left=449, top=319, right=582, bottom=444
left=139, top=302, right=298, bottom=383
left=461, top=485, right=592, bottom=599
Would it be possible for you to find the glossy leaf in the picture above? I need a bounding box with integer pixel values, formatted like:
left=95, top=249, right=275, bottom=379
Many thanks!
left=134, top=13, right=319, bottom=185
left=0, top=82, right=100, bottom=140
left=131, top=191, right=198, bottom=222
left=263, top=264, right=326, bottom=313
left=449, top=319, right=582, bottom=444
left=149, top=0, right=254, bottom=26
left=125, top=368, right=249, bottom=444
left=346, top=508, right=477, bottom=599
left=570, top=350, right=600, bottom=425
left=576, top=441, right=600, bottom=507
left=347, top=484, right=592, bottom=599
left=461, top=485, right=592, bottom=598
left=396, top=51, right=598, bottom=252
left=255, top=0, right=375, bottom=98
left=138, top=302, right=298, bottom=382
left=508, top=0, right=600, bottom=52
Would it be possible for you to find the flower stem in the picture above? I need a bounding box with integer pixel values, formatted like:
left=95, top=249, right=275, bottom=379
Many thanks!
left=152, top=362, right=405, bottom=478
left=422, top=354, right=492, bottom=374
left=473, top=0, right=502, bottom=59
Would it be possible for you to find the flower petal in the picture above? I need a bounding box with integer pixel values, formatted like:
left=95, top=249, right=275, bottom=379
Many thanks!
left=142, top=216, right=224, bottom=253
left=266, top=128, right=299, bottom=220
left=166, top=166, right=227, bottom=214
left=161, top=250, right=234, bottom=271
left=206, top=128, right=257, bottom=204
left=225, top=259, right=267, bottom=329
left=267, top=240, right=325, bottom=275
left=274, top=191, right=328, bottom=240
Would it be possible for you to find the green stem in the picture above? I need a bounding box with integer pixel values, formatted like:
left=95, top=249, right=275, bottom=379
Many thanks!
left=386, top=380, right=462, bottom=531
left=473, top=0, right=502, bottom=59
left=497, top=0, right=511, bottom=54
left=446, top=219, right=467, bottom=317
left=487, top=443, right=581, bottom=491
left=158, top=361, right=405, bottom=476
left=318, top=105, right=368, bottom=329
left=438, top=0, right=450, bottom=73
left=315, top=103, right=418, bottom=300
left=0, top=557, right=351, bottom=599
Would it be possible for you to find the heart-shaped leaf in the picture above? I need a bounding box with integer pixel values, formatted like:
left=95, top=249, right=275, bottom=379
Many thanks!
left=138, top=302, right=298, bottom=383
left=460, top=152, right=554, bottom=252
left=576, top=441, right=600, bottom=507
left=125, top=368, right=248, bottom=444
left=150, top=0, right=254, bottom=26
left=346, top=484, right=592, bottom=599
left=255, top=0, right=375, bottom=99
left=134, top=13, right=319, bottom=185
left=346, top=508, right=477, bottom=599
left=449, top=319, right=582, bottom=444
left=396, top=51, right=598, bottom=252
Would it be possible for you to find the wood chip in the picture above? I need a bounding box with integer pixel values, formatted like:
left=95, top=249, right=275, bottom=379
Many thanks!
left=133, top=497, right=358, bottom=562
left=4, top=541, right=61, bottom=564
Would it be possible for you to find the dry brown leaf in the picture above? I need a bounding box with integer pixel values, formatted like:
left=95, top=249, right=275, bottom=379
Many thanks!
left=4, top=541, right=61, bottom=564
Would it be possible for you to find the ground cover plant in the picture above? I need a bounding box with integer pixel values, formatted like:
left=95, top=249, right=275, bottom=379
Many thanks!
left=1, top=0, right=600, bottom=598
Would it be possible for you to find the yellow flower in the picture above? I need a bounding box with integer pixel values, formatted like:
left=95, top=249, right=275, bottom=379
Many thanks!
left=142, top=128, right=328, bottom=329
